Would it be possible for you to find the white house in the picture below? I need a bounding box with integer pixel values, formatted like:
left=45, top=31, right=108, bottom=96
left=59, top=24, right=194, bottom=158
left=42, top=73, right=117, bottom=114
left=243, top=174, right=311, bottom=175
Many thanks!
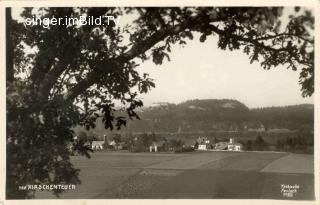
left=198, top=144, right=208, bottom=150
left=91, top=141, right=105, bottom=150
left=197, top=137, right=211, bottom=150
left=227, top=138, right=243, bottom=151
left=149, top=141, right=165, bottom=152
left=215, top=138, right=243, bottom=151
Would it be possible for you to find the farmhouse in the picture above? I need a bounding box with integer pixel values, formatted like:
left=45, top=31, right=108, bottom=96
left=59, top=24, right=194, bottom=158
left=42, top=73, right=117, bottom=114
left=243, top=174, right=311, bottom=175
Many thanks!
left=91, top=141, right=105, bottom=150
left=227, top=138, right=243, bottom=151
left=149, top=141, right=165, bottom=152
left=215, top=138, right=243, bottom=151
left=197, top=137, right=211, bottom=150
left=198, top=143, right=210, bottom=150
left=214, top=142, right=229, bottom=150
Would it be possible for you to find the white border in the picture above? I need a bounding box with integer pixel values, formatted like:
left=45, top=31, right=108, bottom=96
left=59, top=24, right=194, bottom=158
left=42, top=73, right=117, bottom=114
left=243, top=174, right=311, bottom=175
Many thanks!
left=0, top=1, right=319, bottom=205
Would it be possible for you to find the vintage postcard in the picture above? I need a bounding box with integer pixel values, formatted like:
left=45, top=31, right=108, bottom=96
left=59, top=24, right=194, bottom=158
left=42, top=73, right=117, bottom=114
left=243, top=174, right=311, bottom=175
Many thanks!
left=0, top=0, right=319, bottom=205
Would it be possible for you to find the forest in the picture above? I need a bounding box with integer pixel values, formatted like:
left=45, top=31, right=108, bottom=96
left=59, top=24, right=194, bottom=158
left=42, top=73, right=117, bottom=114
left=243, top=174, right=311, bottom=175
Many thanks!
left=78, top=99, right=313, bottom=134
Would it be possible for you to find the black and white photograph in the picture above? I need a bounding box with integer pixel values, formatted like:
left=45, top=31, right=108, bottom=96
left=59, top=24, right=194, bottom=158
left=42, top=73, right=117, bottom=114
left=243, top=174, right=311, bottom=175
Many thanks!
left=2, top=1, right=319, bottom=203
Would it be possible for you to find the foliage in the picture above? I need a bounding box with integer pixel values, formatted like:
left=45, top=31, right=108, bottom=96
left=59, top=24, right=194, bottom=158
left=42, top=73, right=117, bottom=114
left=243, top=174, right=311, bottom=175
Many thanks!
left=254, top=136, right=266, bottom=151
left=77, top=131, right=87, bottom=141
left=181, top=146, right=195, bottom=152
left=127, top=133, right=155, bottom=152
left=6, top=7, right=314, bottom=198
left=276, top=133, right=314, bottom=153
left=194, top=142, right=199, bottom=149
left=112, top=133, right=122, bottom=144
left=239, top=132, right=313, bottom=153
left=105, top=100, right=313, bottom=133
left=167, top=139, right=184, bottom=152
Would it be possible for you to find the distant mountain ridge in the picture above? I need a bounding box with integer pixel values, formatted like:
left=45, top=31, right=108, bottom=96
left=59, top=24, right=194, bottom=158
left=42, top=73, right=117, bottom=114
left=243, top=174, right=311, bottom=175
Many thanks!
left=127, top=99, right=313, bottom=133
left=76, top=99, right=314, bottom=136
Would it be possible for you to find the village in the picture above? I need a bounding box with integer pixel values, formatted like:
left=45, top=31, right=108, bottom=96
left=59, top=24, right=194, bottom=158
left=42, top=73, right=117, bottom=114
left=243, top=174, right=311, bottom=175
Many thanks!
left=72, top=133, right=243, bottom=154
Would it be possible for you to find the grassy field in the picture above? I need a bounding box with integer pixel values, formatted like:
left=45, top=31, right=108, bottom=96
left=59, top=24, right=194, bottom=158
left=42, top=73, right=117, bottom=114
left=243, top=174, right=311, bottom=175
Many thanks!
left=35, top=150, right=314, bottom=200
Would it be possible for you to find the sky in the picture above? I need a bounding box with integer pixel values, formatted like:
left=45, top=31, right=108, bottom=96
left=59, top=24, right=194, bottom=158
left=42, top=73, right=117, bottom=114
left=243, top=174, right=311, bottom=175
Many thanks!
left=135, top=8, right=313, bottom=108
left=136, top=33, right=313, bottom=108
left=12, top=7, right=314, bottom=109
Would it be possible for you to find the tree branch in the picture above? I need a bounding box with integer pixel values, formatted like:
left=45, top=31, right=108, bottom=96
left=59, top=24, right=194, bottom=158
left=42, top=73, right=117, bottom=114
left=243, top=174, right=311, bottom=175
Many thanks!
left=35, top=8, right=110, bottom=99
left=62, top=12, right=313, bottom=104
left=208, top=24, right=312, bottom=66
left=255, top=33, right=313, bottom=44
left=63, top=21, right=188, bottom=103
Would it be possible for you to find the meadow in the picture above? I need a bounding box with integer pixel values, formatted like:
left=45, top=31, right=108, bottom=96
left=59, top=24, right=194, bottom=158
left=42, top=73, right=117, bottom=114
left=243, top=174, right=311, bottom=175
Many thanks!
left=35, top=150, right=314, bottom=200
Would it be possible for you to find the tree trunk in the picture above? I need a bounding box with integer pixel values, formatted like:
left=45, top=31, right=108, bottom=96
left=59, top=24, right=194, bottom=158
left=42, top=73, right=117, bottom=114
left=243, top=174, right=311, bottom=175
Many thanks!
left=6, top=7, right=14, bottom=83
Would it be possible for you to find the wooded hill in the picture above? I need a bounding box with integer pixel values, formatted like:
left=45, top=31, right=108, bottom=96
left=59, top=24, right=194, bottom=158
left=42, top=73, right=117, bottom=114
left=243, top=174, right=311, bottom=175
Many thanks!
left=76, top=99, right=314, bottom=136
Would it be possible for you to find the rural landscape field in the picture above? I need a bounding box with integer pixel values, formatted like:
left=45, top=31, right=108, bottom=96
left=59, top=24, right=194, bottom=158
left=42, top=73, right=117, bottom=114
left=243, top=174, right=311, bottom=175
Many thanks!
left=35, top=150, right=314, bottom=200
